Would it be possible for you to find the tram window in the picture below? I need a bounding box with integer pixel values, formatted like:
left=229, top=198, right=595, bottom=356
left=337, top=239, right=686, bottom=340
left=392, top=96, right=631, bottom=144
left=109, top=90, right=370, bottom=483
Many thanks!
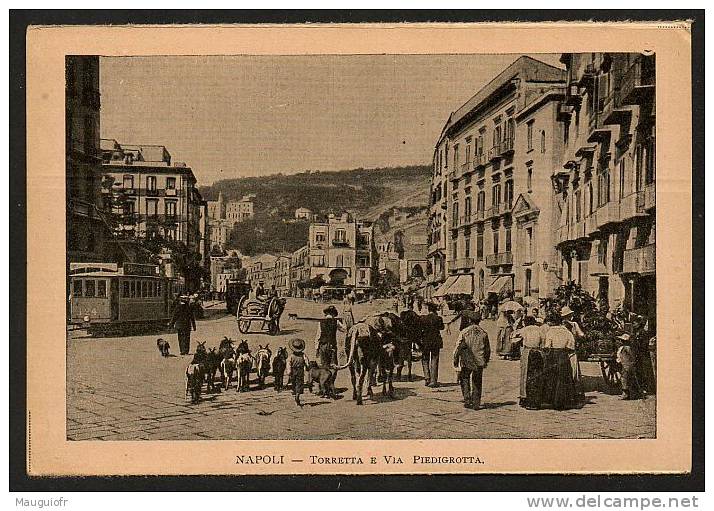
left=122, top=281, right=130, bottom=298
left=143, top=281, right=149, bottom=298
left=97, top=280, right=107, bottom=298
left=130, top=281, right=136, bottom=298
left=85, top=280, right=95, bottom=297
left=151, top=281, right=157, bottom=297
left=157, top=282, right=162, bottom=296
left=73, top=280, right=83, bottom=297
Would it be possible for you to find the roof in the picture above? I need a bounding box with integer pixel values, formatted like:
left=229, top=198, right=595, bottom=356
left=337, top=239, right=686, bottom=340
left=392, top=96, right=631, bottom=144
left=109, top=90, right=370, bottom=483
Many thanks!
left=438, top=56, right=565, bottom=143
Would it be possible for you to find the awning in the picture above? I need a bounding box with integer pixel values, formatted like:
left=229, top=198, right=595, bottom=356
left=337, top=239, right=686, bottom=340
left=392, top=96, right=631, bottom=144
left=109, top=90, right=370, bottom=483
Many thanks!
left=433, top=275, right=457, bottom=297
left=448, top=274, right=473, bottom=295
left=487, top=276, right=513, bottom=295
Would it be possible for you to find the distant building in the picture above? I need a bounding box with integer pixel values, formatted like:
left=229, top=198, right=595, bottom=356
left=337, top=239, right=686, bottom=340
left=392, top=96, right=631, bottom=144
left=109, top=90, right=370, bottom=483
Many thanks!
left=308, top=212, right=376, bottom=291
left=210, top=253, right=241, bottom=295
left=207, top=191, right=225, bottom=220
left=208, top=219, right=231, bottom=251
left=274, top=255, right=292, bottom=297
left=226, top=196, right=254, bottom=224
left=295, top=207, right=312, bottom=220
left=290, top=245, right=310, bottom=296
left=245, top=254, right=279, bottom=291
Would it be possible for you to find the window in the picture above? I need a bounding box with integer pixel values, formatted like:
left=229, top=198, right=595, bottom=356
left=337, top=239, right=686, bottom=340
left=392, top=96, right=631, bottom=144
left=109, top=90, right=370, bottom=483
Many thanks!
left=334, top=229, right=347, bottom=243
left=312, top=255, right=325, bottom=267
left=122, top=281, right=130, bottom=298
left=477, top=190, right=485, bottom=213
left=166, top=201, right=177, bottom=218
left=451, top=238, right=458, bottom=260
left=527, top=121, right=534, bottom=151
left=166, top=177, right=176, bottom=189
left=619, top=159, right=626, bottom=199
left=476, top=232, right=484, bottom=260
left=73, top=280, right=83, bottom=297
left=453, top=144, right=459, bottom=168
left=526, top=227, right=534, bottom=262
left=464, top=237, right=471, bottom=258
left=493, top=230, right=500, bottom=254
left=505, top=227, right=512, bottom=252
left=123, top=175, right=134, bottom=189
left=147, top=176, right=157, bottom=191
left=147, top=199, right=158, bottom=217
left=504, top=179, right=514, bottom=209
left=493, top=126, right=502, bottom=148
left=477, top=135, right=484, bottom=157
left=540, top=130, right=546, bottom=153
left=452, top=201, right=459, bottom=226
left=464, top=196, right=472, bottom=218
left=588, top=182, right=594, bottom=215
left=527, top=167, right=533, bottom=192
left=598, top=169, right=611, bottom=206
left=575, top=190, right=582, bottom=221
left=315, top=232, right=325, bottom=243
left=525, top=269, right=532, bottom=297
left=506, top=118, right=515, bottom=142
left=123, top=200, right=135, bottom=217
left=97, top=280, right=107, bottom=298
left=645, top=137, right=656, bottom=185
left=465, top=142, right=471, bottom=165
left=492, top=184, right=501, bottom=208
left=130, top=281, right=136, bottom=298
left=564, top=120, right=570, bottom=146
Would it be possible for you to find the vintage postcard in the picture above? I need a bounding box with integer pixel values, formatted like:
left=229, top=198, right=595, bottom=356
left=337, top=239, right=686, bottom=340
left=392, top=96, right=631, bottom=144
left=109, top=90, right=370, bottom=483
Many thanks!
left=25, top=22, right=693, bottom=476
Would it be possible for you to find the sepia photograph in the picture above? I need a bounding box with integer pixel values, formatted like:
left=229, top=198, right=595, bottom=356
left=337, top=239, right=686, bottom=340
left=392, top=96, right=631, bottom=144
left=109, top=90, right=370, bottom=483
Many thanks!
left=20, top=20, right=695, bottom=478
left=66, top=51, right=657, bottom=441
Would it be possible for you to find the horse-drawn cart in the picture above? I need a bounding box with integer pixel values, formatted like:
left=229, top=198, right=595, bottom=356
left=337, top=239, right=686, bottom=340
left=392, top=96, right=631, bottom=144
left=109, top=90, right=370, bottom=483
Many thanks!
left=235, top=296, right=284, bottom=335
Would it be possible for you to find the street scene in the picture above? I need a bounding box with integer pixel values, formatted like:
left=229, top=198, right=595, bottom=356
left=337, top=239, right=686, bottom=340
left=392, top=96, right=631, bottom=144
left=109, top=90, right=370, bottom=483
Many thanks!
left=66, top=52, right=656, bottom=440
left=67, top=298, right=655, bottom=440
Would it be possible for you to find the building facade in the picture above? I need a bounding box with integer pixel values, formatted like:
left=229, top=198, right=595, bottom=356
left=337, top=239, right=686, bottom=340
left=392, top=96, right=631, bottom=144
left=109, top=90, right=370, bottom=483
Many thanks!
left=430, top=56, right=566, bottom=301
left=226, top=197, right=254, bottom=224
left=308, top=213, right=376, bottom=291
left=274, top=255, right=292, bottom=296
left=66, top=56, right=115, bottom=264
left=554, top=53, right=656, bottom=321
left=100, top=140, right=203, bottom=258
left=295, top=207, right=312, bottom=220
left=245, top=254, right=279, bottom=291
left=290, top=245, right=310, bottom=296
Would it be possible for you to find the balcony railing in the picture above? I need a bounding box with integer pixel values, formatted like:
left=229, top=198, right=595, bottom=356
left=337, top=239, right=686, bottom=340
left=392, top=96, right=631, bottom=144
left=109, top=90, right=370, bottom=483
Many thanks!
left=474, top=209, right=485, bottom=221
left=500, top=137, right=514, bottom=155
left=644, top=182, right=656, bottom=211
left=453, top=257, right=475, bottom=270
left=486, top=251, right=513, bottom=267
left=473, top=153, right=487, bottom=169
left=587, top=107, right=612, bottom=143
left=488, top=145, right=501, bottom=161
left=595, top=201, right=620, bottom=229
left=332, top=239, right=350, bottom=247
left=485, top=204, right=501, bottom=219
left=619, top=56, right=655, bottom=105
left=461, top=162, right=469, bottom=174
left=622, top=243, right=656, bottom=274
left=459, top=214, right=473, bottom=226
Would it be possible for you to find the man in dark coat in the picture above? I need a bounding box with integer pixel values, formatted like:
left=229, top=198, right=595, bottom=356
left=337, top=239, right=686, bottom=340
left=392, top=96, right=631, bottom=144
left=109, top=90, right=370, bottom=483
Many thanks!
left=453, top=310, right=490, bottom=410
left=420, top=302, right=444, bottom=388
left=169, top=295, right=197, bottom=355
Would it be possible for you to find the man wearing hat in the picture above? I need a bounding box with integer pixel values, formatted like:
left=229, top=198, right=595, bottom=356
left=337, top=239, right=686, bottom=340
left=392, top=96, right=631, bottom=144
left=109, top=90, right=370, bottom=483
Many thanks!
left=314, top=305, right=344, bottom=368
left=169, top=295, right=197, bottom=355
left=616, top=333, right=642, bottom=400
left=452, top=310, right=490, bottom=410
left=287, top=338, right=310, bottom=406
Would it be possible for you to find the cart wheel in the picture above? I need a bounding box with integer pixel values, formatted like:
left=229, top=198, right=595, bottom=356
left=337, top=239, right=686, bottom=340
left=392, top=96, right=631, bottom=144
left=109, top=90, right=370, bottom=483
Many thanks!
left=600, top=359, right=622, bottom=391
left=267, top=297, right=278, bottom=317
left=236, top=296, right=247, bottom=317
left=238, top=319, right=251, bottom=334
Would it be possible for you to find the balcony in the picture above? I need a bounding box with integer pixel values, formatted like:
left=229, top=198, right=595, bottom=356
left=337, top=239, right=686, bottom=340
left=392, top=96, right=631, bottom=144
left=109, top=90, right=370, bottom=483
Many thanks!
left=644, top=182, right=656, bottom=211
left=565, top=83, right=582, bottom=106
left=557, top=103, right=573, bottom=121
left=486, top=251, right=513, bottom=267
left=622, top=244, right=656, bottom=274
left=601, top=90, right=632, bottom=125
left=488, top=145, right=501, bottom=162
left=587, top=109, right=612, bottom=143
left=123, top=188, right=136, bottom=195
left=165, top=188, right=177, bottom=197
left=332, top=239, right=350, bottom=247
left=428, top=240, right=444, bottom=255
left=473, top=153, right=487, bottom=169
left=146, top=189, right=159, bottom=197
left=585, top=211, right=600, bottom=237
left=485, top=204, right=501, bottom=219
left=595, top=201, right=620, bottom=229
left=453, top=257, right=475, bottom=270
left=619, top=56, right=655, bottom=106
left=461, top=162, right=470, bottom=175
left=474, top=209, right=485, bottom=222
left=459, top=214, right=473, bottom=227
left=620, top=190, right=647, bottom=221
left=448, top=169, right=458, bottom=182
left=499, top=137, right=514, bottom=156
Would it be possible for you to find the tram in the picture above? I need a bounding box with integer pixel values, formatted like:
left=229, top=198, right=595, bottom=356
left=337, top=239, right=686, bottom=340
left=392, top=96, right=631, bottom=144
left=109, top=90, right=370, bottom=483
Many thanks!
left=68, top=263, right=183, bottom=335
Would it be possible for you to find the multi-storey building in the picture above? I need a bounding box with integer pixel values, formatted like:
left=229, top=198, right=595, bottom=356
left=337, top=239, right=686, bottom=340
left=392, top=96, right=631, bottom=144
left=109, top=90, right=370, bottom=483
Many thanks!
left=290, top=245, right=310, bottom=296
left=554, top=53, right=656, bottom=321
left=208, top=219, right=231, bottom=251
left=207, top=191, right=225, bottom=220
left=100, top=140, right=203, bottom=258
left=308, top=213, right=376, bottom=291
left=430, top=56, right=566, bottom=301
left=66, top=56, right=115, bottom=265
left=210, top=253, right=241, bottom=295
left=274, top=255, right=292, bottom=297
left=245, top=254, right=278, bottom=291
left=226, top=197, right=254, bottom=224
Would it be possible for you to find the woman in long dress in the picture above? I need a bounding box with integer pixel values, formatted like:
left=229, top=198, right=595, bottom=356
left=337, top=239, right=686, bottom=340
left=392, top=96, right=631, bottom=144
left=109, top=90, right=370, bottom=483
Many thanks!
left=496, top=311, right=515, bottom=359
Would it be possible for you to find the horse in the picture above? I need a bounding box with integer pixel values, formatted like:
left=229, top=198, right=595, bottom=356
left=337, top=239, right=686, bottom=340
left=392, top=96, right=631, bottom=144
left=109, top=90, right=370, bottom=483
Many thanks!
left=236, top=339, right=253, bottom=392
left=255, top=344, right=272, bottom=389
left=268, top=298, right=287, bottom=335
left=272, top=346, right=288, bottom=392
left=185, top=341, right=207, bottom=404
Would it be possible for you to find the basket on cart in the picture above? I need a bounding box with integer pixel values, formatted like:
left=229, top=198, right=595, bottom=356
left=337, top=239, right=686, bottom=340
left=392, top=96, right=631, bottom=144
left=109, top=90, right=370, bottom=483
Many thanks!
left=236, top=296, right=283, bottom=335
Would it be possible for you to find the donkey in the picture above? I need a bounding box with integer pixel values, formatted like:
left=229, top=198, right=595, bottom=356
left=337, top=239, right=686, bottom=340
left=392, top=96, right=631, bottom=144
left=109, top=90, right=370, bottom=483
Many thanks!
left=204, top=347, right=222, bottom=393
left=255, top=344, right=272, bottom=389
left=218, top=338, right=237, bottom=390
left=236, top=339, right=253, bottom=392
left=185, top=341, right=207, bottom=404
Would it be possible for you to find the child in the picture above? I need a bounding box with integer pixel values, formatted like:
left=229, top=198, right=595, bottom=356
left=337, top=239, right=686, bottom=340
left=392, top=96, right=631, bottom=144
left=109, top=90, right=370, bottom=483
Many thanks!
left=287, top=338, right=309, bottom=406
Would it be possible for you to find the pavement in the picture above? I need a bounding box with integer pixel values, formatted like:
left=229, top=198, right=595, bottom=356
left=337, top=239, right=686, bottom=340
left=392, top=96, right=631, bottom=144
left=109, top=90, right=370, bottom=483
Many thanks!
left=66, top=298, right=656, bottom=440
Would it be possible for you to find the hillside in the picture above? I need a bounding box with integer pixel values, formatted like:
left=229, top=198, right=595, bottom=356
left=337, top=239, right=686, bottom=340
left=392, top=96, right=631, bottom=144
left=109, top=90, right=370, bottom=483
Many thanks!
left=199, top=165, right=431, bottom=256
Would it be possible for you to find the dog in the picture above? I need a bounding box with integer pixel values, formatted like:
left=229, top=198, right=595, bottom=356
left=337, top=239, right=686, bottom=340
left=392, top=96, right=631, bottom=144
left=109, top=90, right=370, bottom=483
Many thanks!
left=307, top=361, right=338, bottom=399
left=272, top=346, right=288, bottom=392
left=287, top=313, right=298, bottom=320
left=156, top=338, right=171, bottom=357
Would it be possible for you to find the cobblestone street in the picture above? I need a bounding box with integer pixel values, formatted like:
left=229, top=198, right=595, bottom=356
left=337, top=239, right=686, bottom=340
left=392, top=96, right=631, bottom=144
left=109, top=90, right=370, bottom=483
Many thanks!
left=66, top=298, right=656, bottom=441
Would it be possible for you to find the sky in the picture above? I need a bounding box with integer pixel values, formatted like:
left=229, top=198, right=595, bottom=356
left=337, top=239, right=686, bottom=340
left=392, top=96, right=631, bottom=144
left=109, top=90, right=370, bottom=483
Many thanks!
left=100, top=54, right=563, bottom=185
